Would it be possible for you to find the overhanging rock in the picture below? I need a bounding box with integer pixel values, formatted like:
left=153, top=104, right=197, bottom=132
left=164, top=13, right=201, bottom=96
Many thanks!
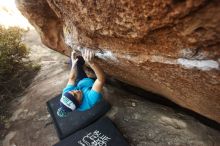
left=16, top=0, right=220, bottom=123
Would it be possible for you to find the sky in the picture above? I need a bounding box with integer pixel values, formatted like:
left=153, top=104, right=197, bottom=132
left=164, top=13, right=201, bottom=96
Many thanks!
left=0, top=0, right=33, bottom=29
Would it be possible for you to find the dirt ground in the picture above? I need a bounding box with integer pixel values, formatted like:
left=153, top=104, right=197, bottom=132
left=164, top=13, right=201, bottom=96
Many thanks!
left=1, top=29, right=220, bottom=146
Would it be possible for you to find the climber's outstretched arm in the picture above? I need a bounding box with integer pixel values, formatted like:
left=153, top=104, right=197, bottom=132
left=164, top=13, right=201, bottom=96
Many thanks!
left=89, top=62, right=105, bottom=92
left=67, top=51, right=78, bottom=85
left=82, top=49, right=105, bottom=92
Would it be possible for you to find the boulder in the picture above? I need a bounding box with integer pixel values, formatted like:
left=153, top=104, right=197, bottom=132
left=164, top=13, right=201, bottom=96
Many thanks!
left=16, top=0, right=220, bottom=123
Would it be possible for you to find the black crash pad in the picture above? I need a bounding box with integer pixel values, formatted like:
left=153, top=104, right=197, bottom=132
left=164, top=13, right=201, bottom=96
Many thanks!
left=47, top=94, right=111, bottom=140
left=53, top=117, right=129, bottom=146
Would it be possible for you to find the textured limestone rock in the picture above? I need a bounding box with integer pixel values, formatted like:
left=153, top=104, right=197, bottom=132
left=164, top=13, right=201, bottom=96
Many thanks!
left=15, top=0, right=69, bottom=55
left=16, top=0, right=220, bottom=122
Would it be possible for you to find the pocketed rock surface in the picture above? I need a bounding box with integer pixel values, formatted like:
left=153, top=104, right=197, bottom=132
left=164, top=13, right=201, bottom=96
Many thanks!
left=2, top=30, right=220, bottom=146
left=15, top=0, right=220, bottom=122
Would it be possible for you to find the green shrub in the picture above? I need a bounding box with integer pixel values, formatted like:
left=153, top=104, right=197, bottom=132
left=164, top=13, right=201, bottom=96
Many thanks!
left=0, top=26, right=28, bottom=79
left=0, top=26, right=40, bottom=139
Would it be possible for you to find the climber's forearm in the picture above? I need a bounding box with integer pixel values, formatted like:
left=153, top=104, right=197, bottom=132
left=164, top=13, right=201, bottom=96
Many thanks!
left=68, top=66, right=77, bottom=85
left=67, top=50, right=79, bottom=85
left=82, top=49, right=105, bottom=92
left=88, top=61, right=105, bottom=83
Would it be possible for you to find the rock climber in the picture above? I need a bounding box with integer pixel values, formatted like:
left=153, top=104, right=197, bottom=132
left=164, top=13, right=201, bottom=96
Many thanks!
left=57, top=49, right=105, bottom=117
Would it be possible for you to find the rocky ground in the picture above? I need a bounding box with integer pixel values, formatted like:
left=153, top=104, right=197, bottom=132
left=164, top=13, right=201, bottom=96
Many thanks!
left=1, top=29, right=220, bottom=146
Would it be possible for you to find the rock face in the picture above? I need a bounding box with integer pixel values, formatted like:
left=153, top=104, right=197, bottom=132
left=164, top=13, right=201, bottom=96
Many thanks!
left=16, top=0, right=220, bottom=122
left=3, top=30, right=220, bottom=146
